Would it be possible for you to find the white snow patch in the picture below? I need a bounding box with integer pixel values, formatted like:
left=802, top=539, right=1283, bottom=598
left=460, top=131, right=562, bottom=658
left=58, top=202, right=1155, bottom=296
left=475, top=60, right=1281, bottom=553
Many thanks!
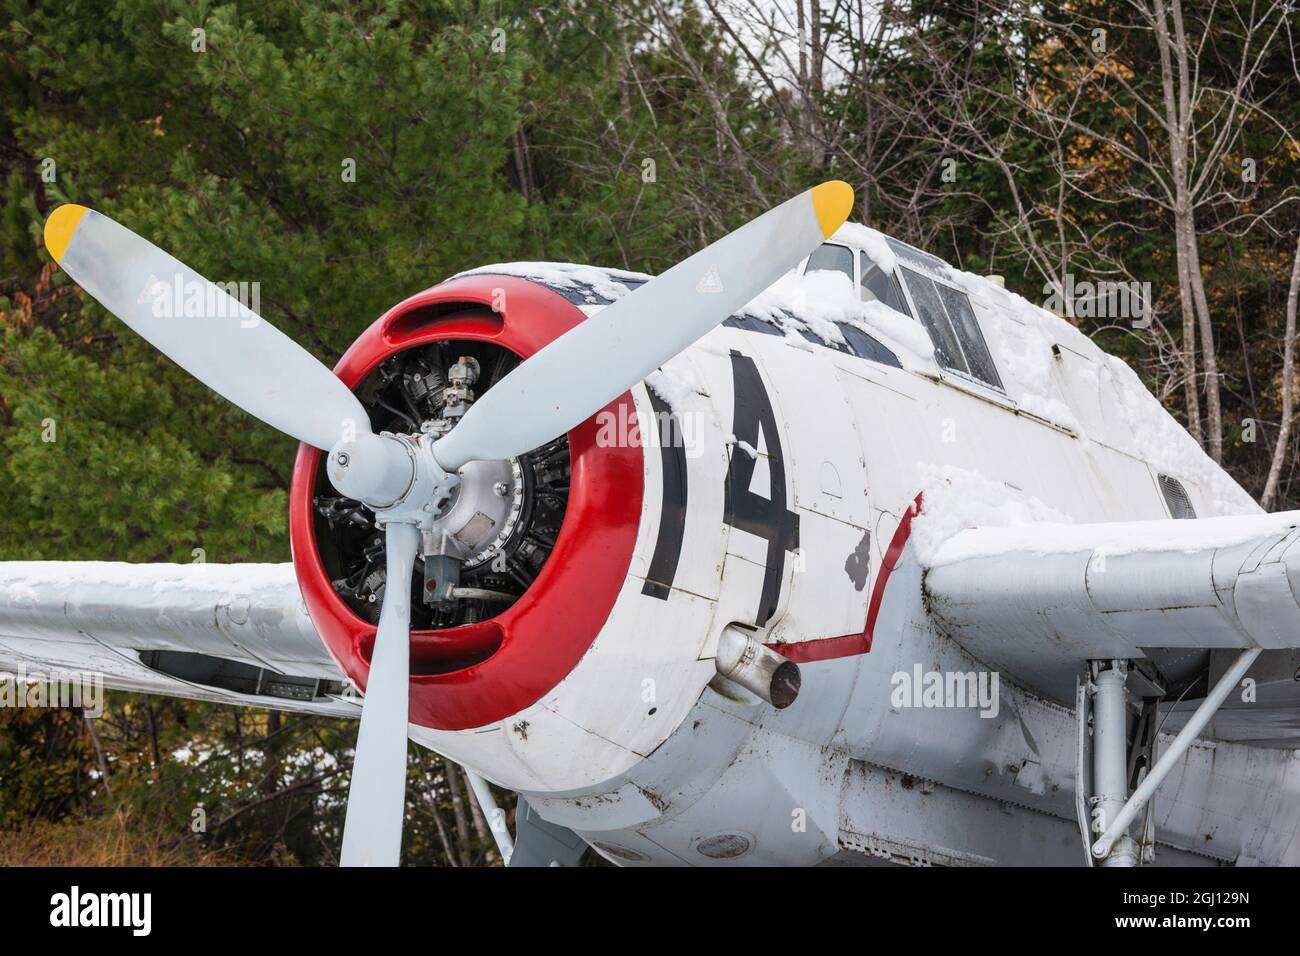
left=859, top=299, right=935, bottom=363
left=645, top=363, right=704, bottom=414
left=831, top=223, right=897, bottom=272
left=938, top=268, right=1258, bottom=514
left=742, top=269, right=851, bottom=346
left=983, top=302, right=1082, bottom=432
left=0, top=562, right=297, bottom=599
left=930, top=268, right=1094, bottom=431
left=950, top=267, right=1102, bottom=358
left=738, top=269, right=937, bottom=369
left=1102, top=357, right=1259, bottom=515
left=455, top=261, right=650, bottom=302
left=911, top=464, right=1075, bottom=567
left=930, top=510, right=1300, bottom=567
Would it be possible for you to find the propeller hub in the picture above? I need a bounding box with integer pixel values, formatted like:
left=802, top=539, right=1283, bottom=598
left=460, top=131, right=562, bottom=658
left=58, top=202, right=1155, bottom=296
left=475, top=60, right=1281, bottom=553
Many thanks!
left=325, top=432, right=420, bottom=508
left=367, top=433, right=462, bottom=528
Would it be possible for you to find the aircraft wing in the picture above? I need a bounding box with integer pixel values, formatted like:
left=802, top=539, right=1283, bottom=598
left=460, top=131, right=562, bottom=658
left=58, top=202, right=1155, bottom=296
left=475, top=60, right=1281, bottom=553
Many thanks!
left=923, top=511, right=1300, bottom=746
left=0, top=562, right=360, bottom=718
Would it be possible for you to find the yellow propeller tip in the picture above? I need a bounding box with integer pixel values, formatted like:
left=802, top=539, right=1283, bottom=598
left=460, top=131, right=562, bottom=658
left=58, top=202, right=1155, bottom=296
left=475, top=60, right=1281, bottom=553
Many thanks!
left=44, top=204, right=89, bottom=264
left=811, top=181, right=854, bottom=239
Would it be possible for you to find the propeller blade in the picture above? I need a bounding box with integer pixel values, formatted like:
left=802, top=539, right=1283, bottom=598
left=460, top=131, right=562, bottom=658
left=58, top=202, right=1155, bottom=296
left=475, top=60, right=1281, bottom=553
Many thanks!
left=432, top=181, right=853, bottom=471
left=339, top=521, right=420, bottom=867
left=44, top=204, right=371, bottom=452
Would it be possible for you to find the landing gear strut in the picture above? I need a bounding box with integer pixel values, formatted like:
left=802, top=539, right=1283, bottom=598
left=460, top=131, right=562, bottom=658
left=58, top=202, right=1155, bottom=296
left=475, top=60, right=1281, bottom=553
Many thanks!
left=1089, top=663, right=1140, bottom=867
left=1078, top=650, right=1262, bottom=867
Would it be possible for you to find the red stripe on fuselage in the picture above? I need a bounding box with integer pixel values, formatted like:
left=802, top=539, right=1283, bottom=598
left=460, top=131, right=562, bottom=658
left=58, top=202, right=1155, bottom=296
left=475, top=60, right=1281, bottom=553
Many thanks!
left=767, top=491, right=923, bottom=663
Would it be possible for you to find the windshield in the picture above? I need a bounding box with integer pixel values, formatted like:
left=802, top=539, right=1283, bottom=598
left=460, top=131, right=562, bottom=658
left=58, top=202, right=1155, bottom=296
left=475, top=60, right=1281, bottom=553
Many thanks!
left=804, top=243, right=855, bottom=282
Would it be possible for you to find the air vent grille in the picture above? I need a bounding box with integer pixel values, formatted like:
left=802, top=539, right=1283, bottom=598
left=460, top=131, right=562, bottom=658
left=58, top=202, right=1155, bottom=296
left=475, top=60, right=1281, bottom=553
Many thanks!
left=1158, top=475, right=1197, bottom=519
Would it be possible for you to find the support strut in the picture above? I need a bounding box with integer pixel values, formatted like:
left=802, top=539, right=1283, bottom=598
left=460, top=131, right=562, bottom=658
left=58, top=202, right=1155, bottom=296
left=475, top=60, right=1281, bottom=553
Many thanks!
left=1091, top=662, right=1137, bottom=867
left=1091, top=648, right=1261, bottom=861
left=464, top=767, right=515, bottom=866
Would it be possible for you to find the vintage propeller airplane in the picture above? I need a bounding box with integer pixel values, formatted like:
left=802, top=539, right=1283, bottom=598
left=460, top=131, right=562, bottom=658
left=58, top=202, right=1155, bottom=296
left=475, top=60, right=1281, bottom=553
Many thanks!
left=2, top=182, right=1298, bottom=867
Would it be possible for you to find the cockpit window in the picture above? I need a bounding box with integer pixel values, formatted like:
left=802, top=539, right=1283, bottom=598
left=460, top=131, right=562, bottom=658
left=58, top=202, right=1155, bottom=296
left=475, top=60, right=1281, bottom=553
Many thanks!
left=804, top=243, right=855, bottom=282
left=902, top=266, right=968, bottom=374
left=935, top=281, right=1001, bottom=389
left=899, top=266, right=1003, bottom=390
left=860, top=261, right=912, bottom=317
left=886, top=237, right=952, bottom=277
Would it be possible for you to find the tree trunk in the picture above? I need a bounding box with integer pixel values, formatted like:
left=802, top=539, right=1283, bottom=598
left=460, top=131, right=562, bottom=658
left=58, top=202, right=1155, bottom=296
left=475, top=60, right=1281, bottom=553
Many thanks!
left=796, top=1, right=808, bottom=109
left=464, top=774, right=489, bottom=841
left=1186, top=224, right=1224, bottom=460
left=461, top=769, right=496, bottom=864
left=1153, top=0, right=1206, bottom=448
left=145, top=703, right=162, bottom=776
left=84, top=714, right=112, bottom=798
left=1165, top=0, right=1222, bottom=461
left=809, top=1, right=821, bottom=90
left=443, top=758, right=473, bottom=866
left=261, top=710, right=281, bottom=796
left=511, top=127, right=533, bottom=202
left=1173, top=215, right=1204, bottom=444
left=1262, top=234, right=1300, bottom=509
left=421, top=765, right=459, bottom=867
left=809, top=0, right=825, bottom=165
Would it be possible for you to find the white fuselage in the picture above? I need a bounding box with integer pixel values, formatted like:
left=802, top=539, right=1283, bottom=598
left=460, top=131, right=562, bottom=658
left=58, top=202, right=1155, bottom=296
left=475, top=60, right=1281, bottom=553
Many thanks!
left=411, top=250, right=1300, bottom=866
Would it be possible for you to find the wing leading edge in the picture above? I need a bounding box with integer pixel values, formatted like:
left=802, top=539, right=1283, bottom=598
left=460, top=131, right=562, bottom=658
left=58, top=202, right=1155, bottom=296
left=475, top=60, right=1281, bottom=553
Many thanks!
left=923, top=511, right=1300, bottom=746
left=0, top=562, right=358, bottom=718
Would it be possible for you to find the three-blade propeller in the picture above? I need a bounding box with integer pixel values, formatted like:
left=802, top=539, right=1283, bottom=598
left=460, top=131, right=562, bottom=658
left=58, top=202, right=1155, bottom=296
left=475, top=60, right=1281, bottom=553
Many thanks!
left=43, top=180, right=853, bottom=865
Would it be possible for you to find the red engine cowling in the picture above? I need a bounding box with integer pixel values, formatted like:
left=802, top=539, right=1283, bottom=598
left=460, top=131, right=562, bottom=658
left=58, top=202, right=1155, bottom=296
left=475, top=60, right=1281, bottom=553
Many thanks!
left=289, top=275, right=644, bottom=731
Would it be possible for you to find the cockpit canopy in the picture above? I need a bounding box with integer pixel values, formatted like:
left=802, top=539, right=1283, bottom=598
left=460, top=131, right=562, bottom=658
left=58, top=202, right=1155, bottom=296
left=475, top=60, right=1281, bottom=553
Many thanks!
left=800, top=236, right=1002, bottom=391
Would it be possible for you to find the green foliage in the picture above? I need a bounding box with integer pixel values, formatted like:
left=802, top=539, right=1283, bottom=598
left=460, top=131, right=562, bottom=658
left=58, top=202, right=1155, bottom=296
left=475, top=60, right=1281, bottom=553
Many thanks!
left=0, top=709, right=93, bottom=827
left=0, top=0, right=565, bottom=865
left=0, top=325, right=287, bottom=561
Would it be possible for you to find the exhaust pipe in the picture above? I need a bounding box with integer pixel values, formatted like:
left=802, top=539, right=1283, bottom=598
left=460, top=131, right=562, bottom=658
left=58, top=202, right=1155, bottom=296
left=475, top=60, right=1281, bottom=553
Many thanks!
left=715, top=625, right=801, bottom=708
